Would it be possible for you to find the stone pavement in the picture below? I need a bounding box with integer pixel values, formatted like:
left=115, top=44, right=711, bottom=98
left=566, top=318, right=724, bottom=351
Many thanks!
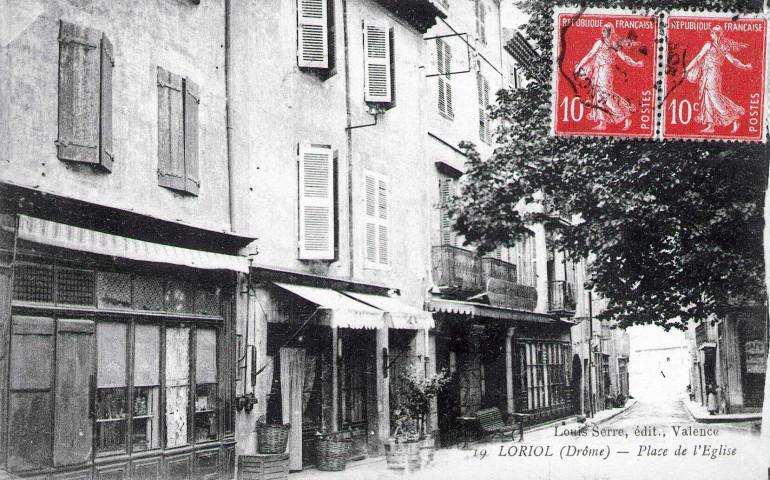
left=680, top=396, right=762, bottom=424
left=290, top=400, right=639, bottom=480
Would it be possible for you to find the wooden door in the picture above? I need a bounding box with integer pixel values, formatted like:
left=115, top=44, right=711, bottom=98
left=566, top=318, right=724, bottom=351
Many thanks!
left=280, top=348, right=306, bottom=471
left=7, top=316, right=55, bottom=472
left=53, top=319, right=95, bottom=467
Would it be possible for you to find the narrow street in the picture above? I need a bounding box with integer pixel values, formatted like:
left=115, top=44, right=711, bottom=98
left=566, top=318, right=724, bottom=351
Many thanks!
left=295, top=399, right=765, bottom=480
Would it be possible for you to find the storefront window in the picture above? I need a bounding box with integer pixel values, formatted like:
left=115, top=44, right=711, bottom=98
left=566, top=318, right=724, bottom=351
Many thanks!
left=133, top=324, right=160, bottom=450
left=96, top=322, right=128, bottom=454
left=166, top=326, right=191, bottom=448
left=195, top=328, right=218, bottom=442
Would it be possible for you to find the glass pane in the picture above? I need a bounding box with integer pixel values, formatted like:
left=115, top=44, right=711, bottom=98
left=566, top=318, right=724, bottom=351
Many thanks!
left=166, top=326, right=190, bottom=387
left=135, top=324, right=160, bottom=387
left=165, top=326, right=190, bottom=448
left=96, top=387, right=127, bottom=454
left=195, top=384, right=218, bottom=442
left=196, top=328, right=217, bottom=384
left=97, top=322, right=127, bottom=388
left=165, top=385, right=189, bottom=448
left=132, top=386, right=160, bottom=451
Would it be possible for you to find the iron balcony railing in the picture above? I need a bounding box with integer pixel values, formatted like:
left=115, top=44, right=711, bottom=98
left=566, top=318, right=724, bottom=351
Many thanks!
left=548, top=280, right=576, bottom=315
left=432, top=245, right=517, bottom=292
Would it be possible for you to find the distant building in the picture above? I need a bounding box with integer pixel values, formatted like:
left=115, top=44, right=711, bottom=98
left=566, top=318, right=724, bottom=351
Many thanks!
left=629, top=326, right=689, bottom=402
left=687, top=305, right=767, bottom=413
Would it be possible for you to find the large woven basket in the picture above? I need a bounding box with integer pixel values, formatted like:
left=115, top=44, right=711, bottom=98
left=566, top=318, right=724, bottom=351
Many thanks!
left=256, top=423, right=290, bottom=454
left=315, top=435, right=352, bottom=471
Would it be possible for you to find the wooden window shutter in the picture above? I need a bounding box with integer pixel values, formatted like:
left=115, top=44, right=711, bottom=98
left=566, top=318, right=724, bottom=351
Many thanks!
left=437, top=40, right=453, bottom=118
left=99, top=34, right=114, bottom=171
left=377, top=177, right=388, bottom=265
left=57, top=21, right=102, bottom=166
left=298, top=145, right=335, bottom=260
left=157, top=67, right=185, bottom=191
left=477, top=73, right=490, bottom=143
left=365, top=175, right=377, bottom=264
left=297, top=0, right=329, bottom=69
left=363, top=22, right=391, bottom=103
left=364, top=171, right=388, bottom=267
left=476, top=0, right=487, bottom=45
left=184, top=78, right=200, bottom=196
left=439, top=178, right=457, bottom=246
left=388, top=27, right=396, bottom=108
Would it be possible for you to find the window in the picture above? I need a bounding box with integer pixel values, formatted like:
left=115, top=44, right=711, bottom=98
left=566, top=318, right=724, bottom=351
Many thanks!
left=195, top=328, right=218, bottom=442
left=165, top=326, right=191, bottom=448
left=439, top=177, right=457, bottom=247
left=57, top=20, right=113, bottom=172
left=157, top=67, right=199, bottom=196
left=96, top=322, right=129, bottom=454
left=297, top=0, right=336, bottom=76
left=298, top=144, right=336, bottom=260
left=436, top=39, right=453, bottom=119
left=475, top=0, right=487, bottom=45
left=363, top=22, right=394, bottom=106
left=133, top=324, right=161, bottom=451
left=477, top=72, right=491, bottom=144
left=364, top=171, right=389, bottom=268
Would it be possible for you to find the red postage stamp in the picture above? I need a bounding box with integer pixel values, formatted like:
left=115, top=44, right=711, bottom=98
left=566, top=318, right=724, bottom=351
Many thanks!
left=552, top=8, right=659, bottom=139
left=663, top=15, right=768, bottom=142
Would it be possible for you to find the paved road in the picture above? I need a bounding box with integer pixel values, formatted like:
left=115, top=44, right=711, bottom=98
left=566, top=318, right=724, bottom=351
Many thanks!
left=293, top=399, right=765, bottom=480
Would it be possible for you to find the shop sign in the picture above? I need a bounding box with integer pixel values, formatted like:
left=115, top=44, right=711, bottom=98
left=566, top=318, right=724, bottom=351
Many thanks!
left=745, top=340, right=766, bottom=374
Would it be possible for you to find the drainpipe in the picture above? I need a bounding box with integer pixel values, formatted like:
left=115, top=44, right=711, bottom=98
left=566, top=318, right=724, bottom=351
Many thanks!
left=588, top=291, right=594, bottom=418
left=342, top=0, right=354, bottom=279
left=224, top=0, right=236, bottom=234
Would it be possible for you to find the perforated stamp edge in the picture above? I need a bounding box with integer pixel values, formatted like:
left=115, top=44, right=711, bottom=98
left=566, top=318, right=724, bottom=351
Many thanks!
left=550, top=5, right=664, bottom=140
left=659, top=9, right=770, bottom=143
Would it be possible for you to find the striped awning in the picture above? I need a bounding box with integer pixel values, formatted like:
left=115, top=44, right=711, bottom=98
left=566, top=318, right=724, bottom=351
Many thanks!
left=428, top=297, right=555, bottom=324
left=273, top=282, right=384, bottom=329
left=343, top=291, right=434, bottom=330
left=17, top=215, right=249, bottom=273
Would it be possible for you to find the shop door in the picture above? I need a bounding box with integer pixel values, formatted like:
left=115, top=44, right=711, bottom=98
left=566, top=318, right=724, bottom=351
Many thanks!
left=280, top=348, right=306, bottom=471
left=7, top=316, right=55, bottom=472
left=53, top=319, right=95, bottom=467
left=341, top=330, right=372, bottom=459
left=301, top=353, right=323, bottom=468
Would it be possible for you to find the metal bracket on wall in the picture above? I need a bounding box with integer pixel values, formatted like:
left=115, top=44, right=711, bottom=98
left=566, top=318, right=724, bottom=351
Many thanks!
left=424, top=32, right=472, bottom=78
left=346, top=112, right=378, bottom=131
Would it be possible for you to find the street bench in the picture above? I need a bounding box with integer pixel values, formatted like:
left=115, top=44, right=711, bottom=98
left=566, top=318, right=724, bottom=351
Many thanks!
left=474, top=407, right=532, bottom=442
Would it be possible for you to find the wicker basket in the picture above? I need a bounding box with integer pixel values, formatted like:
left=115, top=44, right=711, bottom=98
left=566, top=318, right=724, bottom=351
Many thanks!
left=315, top=434, right=352, bottom=471
left=256, top=422, right=290, bottom=454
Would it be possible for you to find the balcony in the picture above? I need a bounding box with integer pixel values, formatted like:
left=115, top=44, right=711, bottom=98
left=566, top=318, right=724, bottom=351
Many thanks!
left=695, top=322, right=716, bottom=346
left=432, top=245, right=521, bottom=291
left=548, top=280, right=576, bottom=315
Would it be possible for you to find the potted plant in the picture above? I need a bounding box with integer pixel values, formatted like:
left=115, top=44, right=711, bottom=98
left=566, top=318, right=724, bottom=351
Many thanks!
left=386, top=367, right=450, bottom=472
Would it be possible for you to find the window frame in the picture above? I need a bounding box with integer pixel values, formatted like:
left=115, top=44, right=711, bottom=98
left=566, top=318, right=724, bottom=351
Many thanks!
left=363, top=169, right=390, bottom=270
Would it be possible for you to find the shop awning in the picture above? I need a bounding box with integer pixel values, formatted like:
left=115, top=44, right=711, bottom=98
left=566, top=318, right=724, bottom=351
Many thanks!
left=343, top=292, right=435, bottom=330
left=428, top=298, right=555, bottom=324
left=17, top=215, right=249, bottom=273
left=273, top=282, right=384, bottom=329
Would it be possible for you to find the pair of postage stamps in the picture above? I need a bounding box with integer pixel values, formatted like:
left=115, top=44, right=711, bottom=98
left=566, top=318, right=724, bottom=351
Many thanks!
left=552, top=7, right=769, bottom=142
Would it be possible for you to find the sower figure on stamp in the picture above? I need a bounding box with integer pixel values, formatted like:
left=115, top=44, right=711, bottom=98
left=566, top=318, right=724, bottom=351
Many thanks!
left=685, top=25, right=752, bottom=134
left=574, top=23, right=644, bottom=131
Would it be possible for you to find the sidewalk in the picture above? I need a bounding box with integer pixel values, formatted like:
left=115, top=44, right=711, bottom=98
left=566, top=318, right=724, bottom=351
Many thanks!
left=680, top=396, right=763, bottom=423
left=290, top=402, right=638, bottom=479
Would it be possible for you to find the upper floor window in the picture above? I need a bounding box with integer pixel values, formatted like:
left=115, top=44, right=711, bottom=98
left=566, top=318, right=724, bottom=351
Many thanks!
left=439, top=176, right=458, bottom=247
left=57, top=20, right=114, bottom=172
left=363, top=22, right=396, bottom=108
left=436, top=39, right=454, bottom=119
left=475, top=0, right=487, bottom=45
left=364, top=171, right=389, bottom=268
left=297, top=0, right=336, bottom=78
left=157, top=67, right=200, bottom=196
left=298, top=144, right=337, bottom=260
left=477, top=72, right=491, bottom=144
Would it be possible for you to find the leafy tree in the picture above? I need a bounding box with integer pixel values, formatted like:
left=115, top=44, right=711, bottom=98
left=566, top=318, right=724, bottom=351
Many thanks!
left=452, top=0, right=767, bottom=330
